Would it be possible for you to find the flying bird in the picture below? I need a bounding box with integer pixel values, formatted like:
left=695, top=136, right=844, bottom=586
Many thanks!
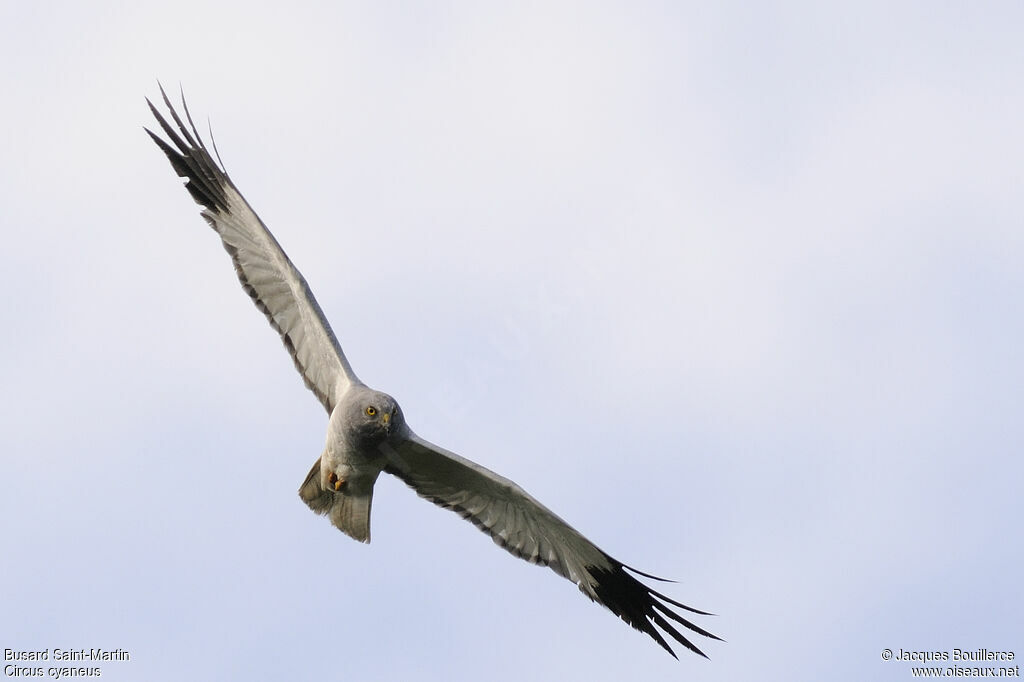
left=146, top=86, right=720, bottom=659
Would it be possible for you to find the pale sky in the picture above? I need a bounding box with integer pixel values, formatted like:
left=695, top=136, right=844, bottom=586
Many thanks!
left=1, top=2, right=1022, bottom=680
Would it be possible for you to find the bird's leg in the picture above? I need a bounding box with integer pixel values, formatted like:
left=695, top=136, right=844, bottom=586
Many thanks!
left=327, top=471, right=346, bottom=491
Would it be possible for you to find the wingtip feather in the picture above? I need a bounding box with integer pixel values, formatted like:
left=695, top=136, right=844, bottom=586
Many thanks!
left=586, top=558, right=719, bottom=659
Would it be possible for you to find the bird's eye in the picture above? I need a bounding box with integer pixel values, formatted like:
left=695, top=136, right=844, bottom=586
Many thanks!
left=365, top=406, right=377, bottom=417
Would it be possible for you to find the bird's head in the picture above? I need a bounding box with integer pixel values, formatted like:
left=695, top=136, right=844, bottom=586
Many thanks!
left=338, top=386, right=406, bottom=450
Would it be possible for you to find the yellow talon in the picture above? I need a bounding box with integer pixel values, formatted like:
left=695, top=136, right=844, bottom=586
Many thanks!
left=334, top=478, right=344, bottom=491
left=328, top=472, right=345, bottom=490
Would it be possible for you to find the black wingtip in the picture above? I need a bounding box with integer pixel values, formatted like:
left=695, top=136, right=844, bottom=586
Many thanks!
left=586, top=557, right=720, bottom=659
left=145, top=86, right=233, bottom=214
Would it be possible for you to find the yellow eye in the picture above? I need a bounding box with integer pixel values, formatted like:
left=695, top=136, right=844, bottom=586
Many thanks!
left=365, top=406, right=377, bottom=417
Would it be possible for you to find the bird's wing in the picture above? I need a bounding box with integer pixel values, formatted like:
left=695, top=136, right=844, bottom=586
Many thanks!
left=146, top=87, right=358, bottom=413
left=382, top=433, right=721, bottom=658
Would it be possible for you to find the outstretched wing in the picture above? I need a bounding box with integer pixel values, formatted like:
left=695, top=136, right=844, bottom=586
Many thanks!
left=146, top=86, right=359, bottom=413
left=383, top=434, right=721, bottom=658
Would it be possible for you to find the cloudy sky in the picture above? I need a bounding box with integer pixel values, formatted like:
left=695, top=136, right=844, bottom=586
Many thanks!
left=2, top=2, right=1021, bottom=680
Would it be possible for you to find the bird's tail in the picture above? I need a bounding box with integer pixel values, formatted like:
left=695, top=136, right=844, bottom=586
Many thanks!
left=298, top=458, right=376, bottom=543
left=329, top=489, right=374, bottom=543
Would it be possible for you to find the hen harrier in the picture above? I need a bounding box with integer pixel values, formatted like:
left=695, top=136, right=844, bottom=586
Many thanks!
left=146, top=86, right=720, bottom=659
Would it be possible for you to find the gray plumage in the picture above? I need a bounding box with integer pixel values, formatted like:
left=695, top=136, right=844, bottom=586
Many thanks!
left=146, top=86, right=721, bottom=659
